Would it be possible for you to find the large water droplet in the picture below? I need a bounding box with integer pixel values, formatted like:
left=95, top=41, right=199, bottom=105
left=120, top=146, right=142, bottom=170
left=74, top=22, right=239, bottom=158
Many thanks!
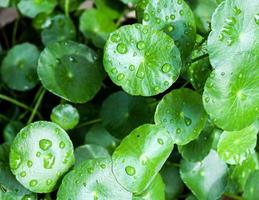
left=137, top=41, right=145, bottom=50
left=117, top=73, right=125, bottom=81
left=111, top=68, right=118, bottom=74
left=129, top=65, right=135, bottom=71
left=20, top=171, right=26, bottom=177
left=27, top=160, right=33, bottom=168
left=157, top=138, right=164, bottom=145
left=39, top=139, right=52, bottom=151
left=177, top=0, right=182, bottom=4
left=162, top=63, right=172, bottom=73
left=125, top=166, right=136, bottom=176
left=29, top=180, right=38, bottom=187
left=111, top=34, right=120, bottom=43
left=254, top=14, right=259, bottom=25
left=136, top=63, right=145, bottom=79
left=59, top=141, right=65, bottom=149
left=143, top=13, right=150, bottom=21
left=184, top=117, right=192, bottom=126
left=116, top=43, right=127, bottom=54
left=10, top=152, right=22, bottom=170
left=179, top=10, right=184, bottom=16
left=43, top=153, right=55, bottom=169
left=170, top=14, right=175, bottom=20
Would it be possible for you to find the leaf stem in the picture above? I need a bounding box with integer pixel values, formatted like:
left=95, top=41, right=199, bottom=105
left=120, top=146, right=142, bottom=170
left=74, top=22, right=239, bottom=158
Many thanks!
left=0, top=94, right=33, bottom=111
left=223, top=193, right=243, bottom=200
left=65, top=0, right=70, bottom=17
left=76, top=118, right=102, bottom=129
left=191, top=53, right=209, bottom=63
left=12, top=16, right=20, bottom=45
left=27, top=88, right=46, bottom=124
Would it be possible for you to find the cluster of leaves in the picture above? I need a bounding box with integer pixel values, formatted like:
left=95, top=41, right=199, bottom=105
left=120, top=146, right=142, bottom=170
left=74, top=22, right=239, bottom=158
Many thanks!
left=0, top=0, right=258, bottom=199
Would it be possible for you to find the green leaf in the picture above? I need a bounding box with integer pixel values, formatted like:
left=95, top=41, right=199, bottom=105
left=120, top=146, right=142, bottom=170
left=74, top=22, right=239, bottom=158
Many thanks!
left=180, top=150, right=228, bottom=200
left=226, top=153, right=259, bottom=193
left=57, top=158, right=132, bottom=200
left=178, top=124, right=215, bottom=162
left=217, top=125, right=258, bottom=165
left=0, top=143, right=10, bottom=164
left=243, top=170, right=259, bottom=200
left=160, top=164, right=184, bottom=200
left=38, top=40, right=103, bottom=103
left=9, top=121, right=75, bottom=193
left=79, top=8, right=117, bottom=48
left=50, top=103, right=79, bottom=130
left=112, top=124, right=173, bottom=194
left=100, top=91, right=156, bottom=138
left=74, top=144, right=110, bottom=166
left=103, top=24, right=181, bottom=96
left=0, top=0, right=10, bottom=7
left=1, top=43, right=40, bottom=91
left=41, top=14, right=76, bottom=46
left=207, top=0, right=259, bottom=68
left=17, top=0, right=57, bottom=18
left=133, top=174, right=165, bottom=200
left=3, top=121, right=23, bottom=143
left=203, top=54, right=259, bottom=131
left=155, top=88, right=208, bottom=145
left=138, top=0, right=196, bottom=59
left=85, top=124, right=120, bottom=153
left=58, top=0, right=84, bottom=12
left=120, top=0, right=139, bottom=5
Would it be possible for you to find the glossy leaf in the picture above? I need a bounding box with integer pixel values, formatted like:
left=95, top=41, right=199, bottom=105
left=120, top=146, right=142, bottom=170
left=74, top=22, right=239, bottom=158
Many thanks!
left=17, top=0, right=57, bottom=18
left=207, top=0, right=259, bottom=68
left=3, top=121, right=23, bottom=143
left=243, top=170, right=259, bottom=200
left=180, top=150, right=228, bottom=200
left=133, top=174, right=165, bottom=200
left=50, top=103, right=79, bottom=130
left=155, top=88, right=208, bottom=145
left=203, top=54, right=259, bottom=131
left=1, top=43, right=39, bottom=91
left=38, top=40, right=103, bottom=103
left=103, top=24, right=181, bottom=96
left=9, top=121, right=75, bottom=193
left=74, top=144, right=110, bottom=166
left=41, top=14, right=76, bottom=46
left=138, top=0, right=196, bottom=59
left=57, top=158, right=132, bottom=200
left=100, top=91, right=156, bottom=138
left=217, top=125, right=258, bottom=165
left=112, top=124, right=173, bottom=194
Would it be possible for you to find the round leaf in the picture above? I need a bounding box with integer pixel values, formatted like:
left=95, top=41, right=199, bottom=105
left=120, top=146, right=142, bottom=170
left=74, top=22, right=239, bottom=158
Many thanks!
left=203, top=53, right=259, bottom=131
left=103, top=24, right=181, bottom=96
left=112, top=124, right=173, bottom=194
left=17, top=0, right=57, bottom=18
left=1, top=43, right=39, bottom=91
left=207, top=0, right=259, bottom=68
left=57, top=158, right=132, bottom=200
left=3, top=121, right=23, bottom=143
left=9, top=121, right=75, bottom=193
left=138, top=0, right=196, bottom=59
left=50, top=103, right=79, bottom=130
left=100, top=91, right=156, bottom=138
left=155, top=88, right=208, bottom=145
left=38, top=40, right=103, bottom=103
left=180, top=150, right=228, bottom=200
left=41, top=14, right=76, bottom=46
left=217, top=125, right=258, bottom=165
left=243, top=170, right=259, bottom=200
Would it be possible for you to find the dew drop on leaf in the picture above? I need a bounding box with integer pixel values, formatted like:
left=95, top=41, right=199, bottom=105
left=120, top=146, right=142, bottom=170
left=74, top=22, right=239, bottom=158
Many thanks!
left=59, top=141, right=65, bottom=149
left=136, top=41, right=145, bottom=50
left=116, top=43, right=127, bottom=54
left=39, top=139, right=52, bottom=151
left=10, top=152, right=22, bottom=170
left=29, top=180, right=38, bottom=187
left=125, top=166, right=136, bottom=176
left=157, top=138, right=164, bottom=145
left=20, top=171, right=26, bottom=177
left=117, top=73, right=125, bottom=81
left=161, top=63, right=172, bottom=73
left=43, top=153, right=55, bottom=169
left=27, top=160, right=33, bottom=167
left=129, top=65, right=135, bottom=71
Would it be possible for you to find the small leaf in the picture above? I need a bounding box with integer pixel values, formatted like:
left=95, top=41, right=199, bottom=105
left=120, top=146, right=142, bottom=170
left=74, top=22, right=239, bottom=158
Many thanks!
left=3, top=121, right=24, bottom=143
left=112, top=124, right=173, bottom=194
left=217, top=125, right=258, bottom=165
left=103, top=24, right=181, bottom=96
left=180, top=150, right=228, bottom=200
left=57, top=158, right=132, bottom=200
left=38, top=40, right=103, bottom=103
left=243, top=170, right=259, bottom=200
left=155, top=88, right=208, bottom=145
left=1, top=43, right=39, bottom=91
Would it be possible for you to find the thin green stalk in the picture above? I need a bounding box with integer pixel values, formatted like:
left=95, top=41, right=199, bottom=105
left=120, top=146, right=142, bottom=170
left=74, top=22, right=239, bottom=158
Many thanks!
left=0, top=94, right=33, bottom=111
left=0, top=28, right=9, bottom=49
left=27, top=89, right=46, bottom=124
left=65, top=0, right=70, bottom=17
left=12, top=17, right=20, bottom=45
left=191, top=53, right=209, bottom=63
left=224, top=193, right=243, bottom=200
left=0, top=114, right=10, bottom=122
left=76, top=118, right=102, bottom=129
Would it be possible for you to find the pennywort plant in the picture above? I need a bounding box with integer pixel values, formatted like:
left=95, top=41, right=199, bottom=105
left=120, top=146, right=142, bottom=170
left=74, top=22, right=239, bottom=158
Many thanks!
left=0, top=0, right=258, bottom=199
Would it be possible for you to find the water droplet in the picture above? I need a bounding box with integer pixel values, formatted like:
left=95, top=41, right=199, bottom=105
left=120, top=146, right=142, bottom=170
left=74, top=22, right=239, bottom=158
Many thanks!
left=184, top=117, right=192, bottom=126
left=10, top=152, right=22, bottom=169
left=111, top=68, right=118, bottom=74
left=164, top=81, right=170, bottom=86
left=238, top=91, right=247, bottom=101
left=136, top=63, right=145, bottom=79
left=43, top=153, right=55, bottom=169
left=162, top=63, right=172, bottom=73
left=254, top=14, right=259, bottom=25
left=157, top=138, right=164, bottom=145
left=155, top=18, right=161, bottom=24
left=233, top=6, right=241, bottom=15
left=100, top=163, right=106, bottom=169
left=46, top=179, right=52, bottom=185
left=20, top=171, right=26, bottom=177
left=125, top=166, right=136, bottom=176
left=176, top=128, right=181, bottom=134
left=137, top=41, right=145, bottom=50
left=59, top=141, right=65, bottom=149
left=227, top=39, right=234, bottom=46
left=29, top=180, right=38, bottom=187
left=129, top=65, right=135, bottom=71
left=219, top=33, right=224, bottom=41
left=36, top=152, right=41, bottom=157
left=167, top=25, right=174, bottom=32
left=111, top=34, right=120, bottom=43
left=221, top=72, right=225, bottom=76
left=87, top=167, right=94, bottom=174
left=27, top=160, right=33, bottom=167
left=179, top=10, right=184, bottom=16
left=117, top=73, right=125, bottom=81
left=177, top=0, right=182, bottom=4
left=238, top=73, right=243, bottom=79
left=143, top=13, right=150, bottom=21
left=39, top=139, right=52, bottom=151
left=205, top=97, right=210, bottom=103
left=69, top=56, right=75, bottom=62
left=116, top=43, right=127, bottom=54
left=170, top=14, right=175, bottom=20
